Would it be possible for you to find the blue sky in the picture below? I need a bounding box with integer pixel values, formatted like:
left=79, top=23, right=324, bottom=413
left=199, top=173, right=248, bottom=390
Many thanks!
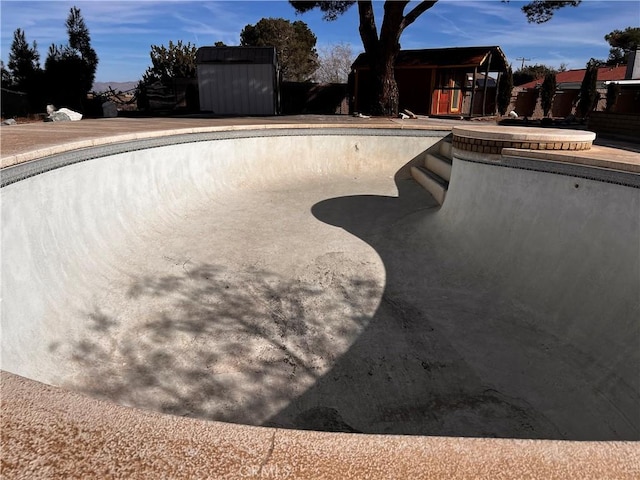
left=1, top=0, right=638, bottom=83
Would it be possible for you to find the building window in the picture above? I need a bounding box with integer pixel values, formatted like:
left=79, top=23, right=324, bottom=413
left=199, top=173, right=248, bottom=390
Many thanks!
left=450, top=78, right=461, bottom=112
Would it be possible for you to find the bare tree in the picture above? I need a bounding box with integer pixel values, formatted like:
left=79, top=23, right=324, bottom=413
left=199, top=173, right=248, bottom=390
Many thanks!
left=314, top=42, right=356, bottom=83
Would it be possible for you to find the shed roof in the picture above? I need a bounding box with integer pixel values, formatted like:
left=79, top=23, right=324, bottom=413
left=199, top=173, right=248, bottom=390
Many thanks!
left=196, top=46, right=277, bottom=65
left=352, top=46, right=508, bottom=71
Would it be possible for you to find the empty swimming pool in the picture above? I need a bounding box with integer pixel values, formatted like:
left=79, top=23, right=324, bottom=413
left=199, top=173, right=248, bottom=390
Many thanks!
left=2, top=127, right=638, bottom=444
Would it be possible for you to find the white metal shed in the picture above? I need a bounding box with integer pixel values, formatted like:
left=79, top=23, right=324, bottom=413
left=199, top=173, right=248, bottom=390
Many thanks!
left=196, top=46, right=280, bottom=115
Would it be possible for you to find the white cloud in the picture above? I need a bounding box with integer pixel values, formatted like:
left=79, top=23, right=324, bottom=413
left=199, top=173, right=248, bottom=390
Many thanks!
left=171, top=12, right=239, bottom=44
left=402, top=0, right=637, bottom=68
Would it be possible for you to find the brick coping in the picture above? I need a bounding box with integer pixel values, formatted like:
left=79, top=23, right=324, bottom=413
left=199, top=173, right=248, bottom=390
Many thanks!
left=452, top=125, right=596, bottom=156
left=452, top=125, right=596, bottom=143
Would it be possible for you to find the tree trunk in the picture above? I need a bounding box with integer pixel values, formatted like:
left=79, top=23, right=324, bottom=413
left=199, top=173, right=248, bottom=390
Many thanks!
left=371, top=46, right=399, bottom=115
left=356, top=1, right=438, bottom=116
left=357, top=1, right=403, bottom=116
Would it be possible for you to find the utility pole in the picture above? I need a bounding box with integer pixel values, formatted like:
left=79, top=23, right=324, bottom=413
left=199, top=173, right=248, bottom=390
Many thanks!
left=516, top=57, right=531, bottom=70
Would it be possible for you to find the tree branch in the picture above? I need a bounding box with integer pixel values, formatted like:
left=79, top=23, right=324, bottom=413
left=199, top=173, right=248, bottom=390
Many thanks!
left=401, top=1, right=438, bottom=31
left=377, top=1, right=412, bottom=52
left=521, top=0, right=580, bottom=24
left=357, top=1, right=379, bottom=53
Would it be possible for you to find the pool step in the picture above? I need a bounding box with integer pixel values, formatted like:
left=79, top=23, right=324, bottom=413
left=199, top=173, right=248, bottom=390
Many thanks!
left=411, top=137, right=453, bottom=205
left=410, top=165, right=449, bottom=205
left=439, top=138, right=453, bottom=160
left=425, top=152, right=452, bottom=182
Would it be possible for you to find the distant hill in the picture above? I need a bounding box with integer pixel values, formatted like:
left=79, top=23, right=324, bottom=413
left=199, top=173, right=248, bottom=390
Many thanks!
left=92, top=81, right=137, bottom=94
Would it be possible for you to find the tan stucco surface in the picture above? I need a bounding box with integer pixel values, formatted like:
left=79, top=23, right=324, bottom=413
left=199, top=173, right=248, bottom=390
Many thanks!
left=3, top=372, right=639, bottom=479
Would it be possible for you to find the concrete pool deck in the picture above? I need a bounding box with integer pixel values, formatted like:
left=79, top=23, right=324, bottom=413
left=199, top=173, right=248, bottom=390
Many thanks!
left=1, top=116, right=639, bottom=478
left=1, top=115, right=639, bottom=171
left=0, top=115, right=458, bottom=166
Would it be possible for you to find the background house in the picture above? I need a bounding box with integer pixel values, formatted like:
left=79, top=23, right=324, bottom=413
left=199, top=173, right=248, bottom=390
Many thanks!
left=351, top=46, right=509, bottom=117
left=510, top=61, right=639, bottom=118
left=512, top=66, right=626, bottom=118
left=604, top=49, right=640, bottom=115
left=588, top=49, right=640, bottom=141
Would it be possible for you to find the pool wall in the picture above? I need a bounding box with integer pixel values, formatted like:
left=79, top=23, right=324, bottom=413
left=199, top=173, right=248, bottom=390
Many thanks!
left=436, top=156, right=639, bottom=438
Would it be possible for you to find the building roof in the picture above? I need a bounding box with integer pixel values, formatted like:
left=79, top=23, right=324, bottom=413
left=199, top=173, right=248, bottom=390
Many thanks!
left=518, top=66, right=627, bottom=89
left=352, top=46, right=508, bottom=72
left=196, top=46, right=277, bottom=65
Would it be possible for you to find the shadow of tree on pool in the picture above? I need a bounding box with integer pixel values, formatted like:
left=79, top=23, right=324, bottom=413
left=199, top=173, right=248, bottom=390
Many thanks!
left=62, top=262, right=382, bottom=426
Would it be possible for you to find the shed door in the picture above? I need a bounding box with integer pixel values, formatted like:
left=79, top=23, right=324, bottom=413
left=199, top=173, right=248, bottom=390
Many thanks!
left=436, top=87, right=451, bottom=115
left=432, top=71, right=464, bottom=115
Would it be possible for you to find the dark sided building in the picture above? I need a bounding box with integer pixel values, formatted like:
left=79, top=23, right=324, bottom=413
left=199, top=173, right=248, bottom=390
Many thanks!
left=196, top=46, right=281, bottom=115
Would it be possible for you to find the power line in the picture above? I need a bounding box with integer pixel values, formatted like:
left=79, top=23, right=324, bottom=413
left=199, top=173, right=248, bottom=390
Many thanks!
left=516, top=57, right=532, bottom=69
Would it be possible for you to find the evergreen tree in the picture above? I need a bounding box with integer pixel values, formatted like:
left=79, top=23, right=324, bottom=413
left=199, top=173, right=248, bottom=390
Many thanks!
left=520, top=0, right=581, bottom=23
left=540, top=72, right=556, bottom=117
left=45, top=7, right=98, bottom=112
left=1, top=61, right=14, bottom=88
left=577, top=60, right=599, bottom=119
left=7, top=28, right=40, bottom=90
left=7, top=28, right=45, bottom=112
left=240, top=18, right=319, bottom=81
left=496, top=66, right=513, bottom=115
left=66, top=6, right=98, bottom=94
left=604, top=27, right=640, bottom=65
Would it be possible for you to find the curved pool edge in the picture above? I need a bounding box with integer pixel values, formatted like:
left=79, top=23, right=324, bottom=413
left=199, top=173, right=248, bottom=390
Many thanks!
left=0, top=127, right=449, bottom=188
left=3, top=371, right=638, bottom=479
left=2, top=119, right=638, bottom=174
left=0, top=120, right=452, bottom=169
